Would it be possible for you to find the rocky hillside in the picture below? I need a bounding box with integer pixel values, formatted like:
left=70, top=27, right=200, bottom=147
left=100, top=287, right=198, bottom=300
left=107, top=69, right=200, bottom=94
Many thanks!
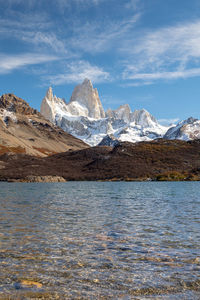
left=0, top=94, right=88, bottom=157
left=1, top=139, right=200, bottom=181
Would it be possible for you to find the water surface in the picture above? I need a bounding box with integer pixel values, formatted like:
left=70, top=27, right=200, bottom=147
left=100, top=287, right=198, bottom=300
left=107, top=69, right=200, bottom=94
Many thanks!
left=0, top=182, right=200, bottom=299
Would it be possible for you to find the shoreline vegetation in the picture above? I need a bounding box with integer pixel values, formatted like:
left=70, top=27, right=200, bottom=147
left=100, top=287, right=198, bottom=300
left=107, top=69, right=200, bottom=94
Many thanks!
left=1, top=175, right=200, bottom=182
left=1, top=139, right=200, bottom=182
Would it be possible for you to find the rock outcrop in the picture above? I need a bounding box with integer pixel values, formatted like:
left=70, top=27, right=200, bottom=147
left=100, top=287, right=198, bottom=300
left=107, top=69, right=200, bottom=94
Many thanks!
left=98, top=134, right=119, bottom=147
left=18, top=175, right=66, bottom=182
left=0, top=94, right=37, bottom=115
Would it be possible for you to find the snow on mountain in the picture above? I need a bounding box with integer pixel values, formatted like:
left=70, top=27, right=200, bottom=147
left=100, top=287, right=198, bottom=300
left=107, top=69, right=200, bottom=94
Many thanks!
left=106, top=104, right=131, bottom=123
left=164, top=117, right=200, bottom=140
left=0, top=109, right=17, bottom=125
left=131, top=109, right=158, bottom=127
left=116, top=123, right=166, bottom=144
left=40, top=79, right=171, bottom=146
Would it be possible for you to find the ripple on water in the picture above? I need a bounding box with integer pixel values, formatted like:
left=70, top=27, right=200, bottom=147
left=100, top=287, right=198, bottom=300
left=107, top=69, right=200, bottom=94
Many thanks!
left=0, top=181, right=200, bottom=299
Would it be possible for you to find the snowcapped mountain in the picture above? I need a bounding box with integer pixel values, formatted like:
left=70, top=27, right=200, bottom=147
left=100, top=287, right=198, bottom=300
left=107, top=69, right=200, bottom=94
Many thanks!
left=41, top=79, right=104, bottom=122
left=164, top=117, right=200, bottom=140
left=40, top=79, right=170, bottom=146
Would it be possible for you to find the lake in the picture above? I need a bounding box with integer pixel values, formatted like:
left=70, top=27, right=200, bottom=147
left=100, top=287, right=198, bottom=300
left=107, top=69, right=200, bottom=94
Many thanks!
left=0, top=182, right=200, bottom=299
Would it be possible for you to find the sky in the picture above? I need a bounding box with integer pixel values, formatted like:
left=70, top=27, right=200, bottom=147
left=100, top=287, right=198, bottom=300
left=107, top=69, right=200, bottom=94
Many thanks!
left=0, top=0, right=200, bottom=124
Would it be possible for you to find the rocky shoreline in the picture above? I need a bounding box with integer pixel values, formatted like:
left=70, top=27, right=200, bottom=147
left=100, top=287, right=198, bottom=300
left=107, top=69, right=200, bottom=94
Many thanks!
left=6, top=176, right=66, bottom=183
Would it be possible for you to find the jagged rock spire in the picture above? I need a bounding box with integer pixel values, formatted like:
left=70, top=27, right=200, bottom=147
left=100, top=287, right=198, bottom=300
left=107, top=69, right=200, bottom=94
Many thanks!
left=69, top=78, right=105, bottom=119
left=46, top=87, right=53, bottom=101
left=82, top=78, right=93, bottom=88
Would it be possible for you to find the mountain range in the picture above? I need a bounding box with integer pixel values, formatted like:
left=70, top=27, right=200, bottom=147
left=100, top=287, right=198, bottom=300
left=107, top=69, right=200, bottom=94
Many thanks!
left=40, top=79, right=200, bottom=146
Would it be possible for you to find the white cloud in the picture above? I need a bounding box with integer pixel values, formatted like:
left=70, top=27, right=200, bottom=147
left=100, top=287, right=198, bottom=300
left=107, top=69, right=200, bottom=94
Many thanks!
left=46, top=60, right=110, bottom=85
left=158, top=118, right=179, bottom=126
left=59, top=0, right=102, bottom=5
left=133, top=20, right=200, bottom=61
left=22, top=32, right=70, bottom=55
left=0, top=17, right=72, bottom=57
left=123, top=68, right=200, bottom=81
left=0, top=53, right=58, bottom=74
left=0, top=13, right=50, bottom=32
left=121, top=81, right=153, bottom=87
left=122, top=20, right=200, bottom=84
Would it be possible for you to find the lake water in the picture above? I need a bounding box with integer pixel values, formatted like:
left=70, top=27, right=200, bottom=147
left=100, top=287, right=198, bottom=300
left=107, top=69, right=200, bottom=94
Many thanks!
left=0, top=182, right=200, bottom=299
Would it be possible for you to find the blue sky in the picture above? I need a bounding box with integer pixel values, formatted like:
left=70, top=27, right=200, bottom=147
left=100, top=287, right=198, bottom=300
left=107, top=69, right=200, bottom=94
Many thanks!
left=0, top=0, right=200, bottom=124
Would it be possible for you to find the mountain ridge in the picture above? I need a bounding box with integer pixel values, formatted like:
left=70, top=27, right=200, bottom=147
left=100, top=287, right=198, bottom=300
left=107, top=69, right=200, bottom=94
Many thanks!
left=0, top=93, right=88, bottom=156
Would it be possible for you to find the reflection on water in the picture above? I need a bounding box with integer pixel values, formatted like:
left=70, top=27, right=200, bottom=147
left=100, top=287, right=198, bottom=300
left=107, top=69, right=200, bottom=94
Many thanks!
left=0, top=182, right=200, bottom=299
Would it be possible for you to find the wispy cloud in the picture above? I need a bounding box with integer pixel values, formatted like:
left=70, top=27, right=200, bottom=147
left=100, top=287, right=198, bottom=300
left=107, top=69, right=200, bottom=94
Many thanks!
left=0, top=0, right=141, bottom=81
left=21, top=32, right=70, bottom=55
left=0, top=14, right=51, bottom=34
left=0, top=0, right=104, bottom=10
left=70, top=13, right=141, bottom=54
left=0, top=53, right=58, bottom=74
left=0, top=10, right=63, bottom=48
left=125, top=0, right=140, bottom=11
left=122, top=20, right=200, bottom=84
left=45, top=60, right=110, bottom=85
left=57, top=0, right=104, bottom=7
left=158, top=118, right=179, bottom=126
left=123, top=68, right=200, bottom=81
left=121, top=81, right=153, bottom=87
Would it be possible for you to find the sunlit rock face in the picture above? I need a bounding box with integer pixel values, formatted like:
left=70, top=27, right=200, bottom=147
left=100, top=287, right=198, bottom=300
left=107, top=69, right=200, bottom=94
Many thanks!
left=40, top=87, right=55, bottom=123
left=69, top=78, right=105, bottom=119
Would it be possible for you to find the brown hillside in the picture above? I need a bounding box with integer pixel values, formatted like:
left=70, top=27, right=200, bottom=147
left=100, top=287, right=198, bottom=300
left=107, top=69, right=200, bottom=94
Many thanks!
left=0, top=139, right=200, bottom=181
left=0, top=94, right=88, bottom=157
